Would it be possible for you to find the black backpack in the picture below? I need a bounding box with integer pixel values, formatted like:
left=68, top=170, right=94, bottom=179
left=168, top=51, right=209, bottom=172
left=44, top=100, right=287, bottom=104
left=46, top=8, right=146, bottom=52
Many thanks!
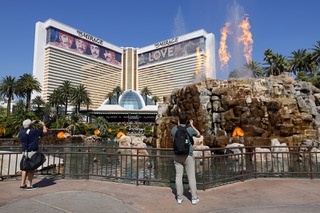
left=173, top=126, right=191, bottom=155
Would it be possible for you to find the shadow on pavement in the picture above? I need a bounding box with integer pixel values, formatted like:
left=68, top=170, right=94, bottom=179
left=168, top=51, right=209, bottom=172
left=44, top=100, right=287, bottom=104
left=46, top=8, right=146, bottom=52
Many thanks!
left=33, top=177, right=57, bottom=188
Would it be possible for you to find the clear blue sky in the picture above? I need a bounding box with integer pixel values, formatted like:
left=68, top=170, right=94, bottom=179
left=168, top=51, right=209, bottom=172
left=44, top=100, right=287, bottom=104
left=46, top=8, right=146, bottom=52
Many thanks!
left=0, top=0, right=319, bottom=80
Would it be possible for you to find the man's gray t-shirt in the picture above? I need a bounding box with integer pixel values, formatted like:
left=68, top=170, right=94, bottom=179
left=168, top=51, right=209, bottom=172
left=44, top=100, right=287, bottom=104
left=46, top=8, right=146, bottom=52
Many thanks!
left=171, top=124, right=198, bottom=156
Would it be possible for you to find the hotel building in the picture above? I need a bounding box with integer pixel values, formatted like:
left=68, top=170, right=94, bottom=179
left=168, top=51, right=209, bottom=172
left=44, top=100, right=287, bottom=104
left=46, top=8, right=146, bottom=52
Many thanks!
left=33, top=19, right=215, bottom=120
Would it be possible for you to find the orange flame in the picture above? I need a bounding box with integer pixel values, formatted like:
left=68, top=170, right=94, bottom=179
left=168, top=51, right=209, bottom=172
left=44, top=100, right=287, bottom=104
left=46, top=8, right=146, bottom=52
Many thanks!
left=195, top=47, right=202, bottom=75
left=238, top=16, right=253, bottom=63
left=218, top=22, right=232, bottom=70
left=116, top=131, right=125, bottom=139
left=57, top=131, right=66, bottom=139
left=94, top=129, right=100, bottom=135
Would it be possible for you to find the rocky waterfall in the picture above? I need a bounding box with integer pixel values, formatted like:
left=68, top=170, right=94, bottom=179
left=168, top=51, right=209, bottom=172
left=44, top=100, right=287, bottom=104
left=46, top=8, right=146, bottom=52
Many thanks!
left=153, top=73, right=320, bottom=149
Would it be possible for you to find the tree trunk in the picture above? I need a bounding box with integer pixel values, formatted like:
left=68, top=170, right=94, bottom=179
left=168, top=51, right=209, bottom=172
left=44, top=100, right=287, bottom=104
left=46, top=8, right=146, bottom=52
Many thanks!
left=7, top=96, right=11, bottom=117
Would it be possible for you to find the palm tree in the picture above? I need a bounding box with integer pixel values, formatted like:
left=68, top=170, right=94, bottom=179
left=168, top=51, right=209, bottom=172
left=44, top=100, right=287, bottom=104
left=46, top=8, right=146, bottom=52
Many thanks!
left=311, top=41, right=320, bottom=64
left=263, top=49, right=275, bottom=76
left=141, top=86, right=152, bottom=106
left=151, top=95, right=160, bottom=105
left=32, top=95, right=45, bottom=118
left=245, top=61, right=264, bottom=78
left=0, top=76, right=16, bottom=117
left=288, top=49, right=312, bottom=76
left=14, top=99, right=26, bottom=113
left=71, top=84, right=90, bottom=114
left=106, top=92, right=115, bottom=104
left=273, top=54, right=289, bottom=75
left=228, top=69, right=239, bottom=78
left=32, top=95, right=45, bottom=111
left=113, top=86, right=123, bottom=104
left=48, top=88, right=64, bottom=119
left=59, top=80, right=74, bottom=114
left=83, top=96, right=92, bottom=123
left=16, top=73, right=41, bottom=111
left=84, top=96, right=92, bottom=110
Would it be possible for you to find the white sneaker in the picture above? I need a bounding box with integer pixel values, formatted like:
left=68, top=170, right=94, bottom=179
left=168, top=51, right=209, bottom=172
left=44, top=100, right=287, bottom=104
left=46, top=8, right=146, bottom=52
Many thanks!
left=192, top=198, right=200, bottom=205
left=177, top=198, right=183, bottom=204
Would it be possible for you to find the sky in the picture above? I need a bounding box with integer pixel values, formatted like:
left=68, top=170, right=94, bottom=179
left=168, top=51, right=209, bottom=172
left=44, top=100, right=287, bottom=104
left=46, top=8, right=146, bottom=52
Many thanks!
left=0, top=0, right=319, bottom=80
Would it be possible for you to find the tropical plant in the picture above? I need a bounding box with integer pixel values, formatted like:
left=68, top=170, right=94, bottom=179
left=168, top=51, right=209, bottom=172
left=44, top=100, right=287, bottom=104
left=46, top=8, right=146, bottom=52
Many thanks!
left=70, top=113, right=81, bottom=123
left=113, top=86, right=123, bottom=104
left=14, top=99, right=26, bottom=113
left=93, top=117, right=109, bottom=137
left=5, top=110, right=37, bottom=137
left=55, top=115, right=70, bottom=128
left=141, top=86, right=152, bottom=106
left=32, top=95, right=46, bottom=120
left=72, top=121, right=88, bottom=135
left=48, top=88, right=64, bottom=120
left=58, top=80, right=74, bottom=115
left=0, top=76, right=17, bottom=117
left=245, top=61, right=264, bottom=78
left=106, top=92, right=115, bottom=104
left=84, top=96, right=92, bottom=110
left=32, top=95, right=45, bottom=111
left=311, top=41, right=320, bottom=64
left=263, top=49, right=276, bottom=76
left=16, top=73, right=41, bottom=111
left=144, top=125, right=153, bottom=136
left=228, top=69, right=239, bottom=78
left=151, top=95, right=160, bottom=105
left=71, top=84, right=89, bottom=114
left=273, top=54, right=289, bottom=75
left=288, top=49, right=312, bottom=76
left=297, top=71, right=320, bottom=89
left=83, top=96, right=92, bottom=123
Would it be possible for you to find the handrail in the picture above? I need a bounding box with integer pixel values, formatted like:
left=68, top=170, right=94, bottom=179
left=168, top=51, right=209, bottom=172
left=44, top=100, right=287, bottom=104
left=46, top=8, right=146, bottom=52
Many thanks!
left=0, top=145, right=319, bottom=190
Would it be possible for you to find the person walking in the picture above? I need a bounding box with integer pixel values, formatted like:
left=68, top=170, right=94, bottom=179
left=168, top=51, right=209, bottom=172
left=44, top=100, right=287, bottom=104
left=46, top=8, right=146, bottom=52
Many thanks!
left=171, top=115, right=201, bottom=205
left=19, top=119, right=47, bottom=190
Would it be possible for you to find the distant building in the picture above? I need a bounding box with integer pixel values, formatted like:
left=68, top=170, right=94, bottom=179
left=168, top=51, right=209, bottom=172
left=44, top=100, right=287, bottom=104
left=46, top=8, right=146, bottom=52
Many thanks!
left=32, top=19, right=216, bottom=122
left=0, top=99, right=17, bottom=113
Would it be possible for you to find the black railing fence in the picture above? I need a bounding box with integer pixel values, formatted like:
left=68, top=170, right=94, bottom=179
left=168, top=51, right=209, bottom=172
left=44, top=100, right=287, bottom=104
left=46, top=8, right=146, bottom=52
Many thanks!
left=1, top=145, right=319, bottom=190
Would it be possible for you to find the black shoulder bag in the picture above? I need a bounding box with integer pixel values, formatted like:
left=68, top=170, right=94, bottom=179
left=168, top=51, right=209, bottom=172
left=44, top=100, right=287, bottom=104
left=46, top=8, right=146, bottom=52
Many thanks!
left=20, top=129, right=46, bottom=171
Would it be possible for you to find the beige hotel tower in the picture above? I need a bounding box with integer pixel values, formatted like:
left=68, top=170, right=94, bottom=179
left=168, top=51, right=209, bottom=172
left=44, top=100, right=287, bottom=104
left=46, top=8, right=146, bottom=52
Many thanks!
left=33, top=19, right=216, bottom=109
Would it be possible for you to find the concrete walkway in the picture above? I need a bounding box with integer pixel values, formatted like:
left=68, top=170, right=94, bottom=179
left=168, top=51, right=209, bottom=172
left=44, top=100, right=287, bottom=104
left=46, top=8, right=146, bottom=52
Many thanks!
left=1, top=178, right=320, bottom=213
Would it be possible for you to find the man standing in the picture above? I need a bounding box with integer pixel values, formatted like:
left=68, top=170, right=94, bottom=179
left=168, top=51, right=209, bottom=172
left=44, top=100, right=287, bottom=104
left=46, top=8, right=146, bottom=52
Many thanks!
left=171, top=115, right=201, bottom=205
left=19, top=119, right=47, bottom=190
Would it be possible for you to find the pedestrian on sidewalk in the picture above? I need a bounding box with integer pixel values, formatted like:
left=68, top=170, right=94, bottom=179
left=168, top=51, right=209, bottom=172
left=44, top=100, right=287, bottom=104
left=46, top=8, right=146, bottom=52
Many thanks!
left=171, top=114, right=201, bottom=205
left=19, top=119, right=47, bottom=190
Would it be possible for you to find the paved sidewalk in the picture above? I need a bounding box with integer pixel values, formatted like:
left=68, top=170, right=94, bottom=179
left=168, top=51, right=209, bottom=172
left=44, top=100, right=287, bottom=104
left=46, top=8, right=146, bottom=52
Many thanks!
left=1, top=178, right=320, bottom=213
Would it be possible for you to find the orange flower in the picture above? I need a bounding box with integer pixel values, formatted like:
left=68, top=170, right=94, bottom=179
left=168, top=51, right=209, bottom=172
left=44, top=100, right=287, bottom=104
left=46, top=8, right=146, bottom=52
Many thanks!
left=108, top=128, right=112, bottom=133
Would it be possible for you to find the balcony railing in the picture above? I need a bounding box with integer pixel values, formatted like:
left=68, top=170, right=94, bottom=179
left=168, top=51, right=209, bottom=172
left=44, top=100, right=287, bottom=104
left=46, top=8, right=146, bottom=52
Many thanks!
left=1, top=145, right=319, bottom=190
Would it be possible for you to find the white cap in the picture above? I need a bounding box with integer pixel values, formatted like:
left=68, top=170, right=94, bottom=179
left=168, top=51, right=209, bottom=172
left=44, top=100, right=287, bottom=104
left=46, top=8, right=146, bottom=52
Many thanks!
left=23, top=119, right=32, bottom=128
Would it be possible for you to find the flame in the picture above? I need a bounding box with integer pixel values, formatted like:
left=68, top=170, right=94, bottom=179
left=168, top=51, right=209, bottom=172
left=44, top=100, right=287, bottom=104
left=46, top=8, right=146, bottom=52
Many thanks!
left=57, top=131, right=66, bottom=139
left=195, top=47, right=202, bottom=75
left=94, top=129, right=100, bottom=135
left=218, top=22, right=232, bottom=70
left=117, top=131, right=125, bottom=139
left=0, top=127, right=6, bottom=134
left=238, top=16, right=253, bottom=63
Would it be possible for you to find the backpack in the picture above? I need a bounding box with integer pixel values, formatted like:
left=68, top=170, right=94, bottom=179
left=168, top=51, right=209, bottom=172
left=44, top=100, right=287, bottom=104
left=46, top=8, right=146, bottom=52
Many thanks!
left=173, top=126, right=191, bottom=155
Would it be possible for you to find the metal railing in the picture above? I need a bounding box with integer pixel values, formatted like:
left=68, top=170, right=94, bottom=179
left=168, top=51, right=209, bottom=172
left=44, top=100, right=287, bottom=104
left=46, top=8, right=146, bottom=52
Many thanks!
left=1, top=145, right=319, bottom=190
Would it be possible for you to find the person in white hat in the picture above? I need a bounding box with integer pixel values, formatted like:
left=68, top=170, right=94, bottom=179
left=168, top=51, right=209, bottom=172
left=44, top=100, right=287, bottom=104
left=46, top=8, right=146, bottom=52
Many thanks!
left=19, top=119, right=47, bottom=190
